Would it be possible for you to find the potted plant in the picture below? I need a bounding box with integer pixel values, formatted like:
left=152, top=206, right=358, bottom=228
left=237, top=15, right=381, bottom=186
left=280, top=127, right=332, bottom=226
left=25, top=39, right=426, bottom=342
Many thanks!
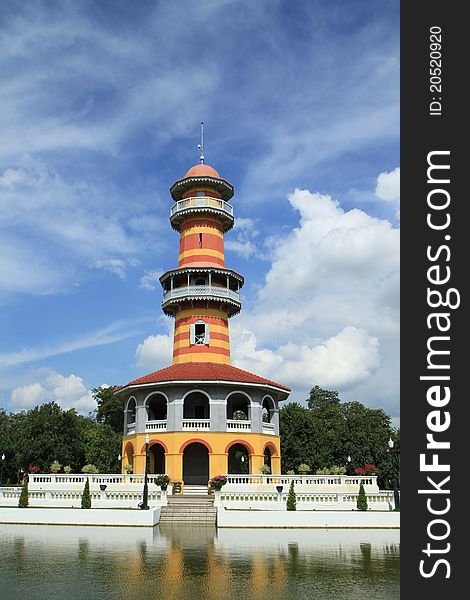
left=156, top=474, right=170, bottom=491
left=124, top=464, right=133, bottom=474
left=50, top=460, right=61, bottom=473
left=260, top=464, right=271, bottom=475
left=82, top=464, right=99, bottom=474
left=28, top=465, right=40, bottom=474
left=63, top=465, right=72, bottom=474
left=209, top=475, right=227, bottom=492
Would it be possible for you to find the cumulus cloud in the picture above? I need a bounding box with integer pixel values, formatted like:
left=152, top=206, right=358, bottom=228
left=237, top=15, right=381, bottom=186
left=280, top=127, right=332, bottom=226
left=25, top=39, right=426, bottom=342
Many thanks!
left=230, top=187, right=399, bottom=413
left=375, top=167, right=400, bottom=202
left=135, top=333, right=173, bottom=370
left=232, top=326, right=380, bottom=389
left=10, top=369, right=96, bottom=413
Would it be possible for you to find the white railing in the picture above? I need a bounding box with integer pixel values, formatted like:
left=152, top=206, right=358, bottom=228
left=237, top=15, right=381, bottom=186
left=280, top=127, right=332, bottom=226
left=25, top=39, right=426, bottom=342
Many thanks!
left=127, top=421, right=136, bottom=433
left=227, top=419, right=251, bottom=431
left=0, top=486, right=165, bottom=508
left=224, top=474, right=378, bottom=487
left=262, top=422, right=275, bottom=434
left=215, top=490, right=394, bottom=511
left=170, top=196, right=233, bottom=218
left=27, top=473, right=164, bottom=486
left=182, top=419, right=211, bottom=431
left=163, top=285, right=240, bottom=304
left=146, top=420, right=167, bottom=431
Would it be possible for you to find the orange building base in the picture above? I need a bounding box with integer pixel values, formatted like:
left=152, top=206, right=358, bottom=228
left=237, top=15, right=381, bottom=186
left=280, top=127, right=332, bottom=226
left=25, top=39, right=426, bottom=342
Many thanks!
left=121, top=431, right=281, bottom=483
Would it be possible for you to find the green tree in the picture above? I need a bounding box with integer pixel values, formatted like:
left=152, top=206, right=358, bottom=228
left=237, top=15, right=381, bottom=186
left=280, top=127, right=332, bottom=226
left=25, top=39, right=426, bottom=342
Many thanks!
left=279, top=403, right=316, bottom=473
left=357, top=482, right=368, bottom=511
left=18, top=477, right=29, bottom=508
left=81, top=479, right=92, bottom=509
left=286, top=480, right=296, bottom=511
left=82, top=421, right=121, bottom=473
left=93, top=386, right=123, bottom=434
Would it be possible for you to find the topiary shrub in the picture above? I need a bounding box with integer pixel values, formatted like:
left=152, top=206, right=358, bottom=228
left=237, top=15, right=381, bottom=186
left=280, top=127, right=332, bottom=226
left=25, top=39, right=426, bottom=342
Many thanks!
left=297, top=463, right=310, bottom=475
left=81, top=479, right=92, bottom=509
left=286, top=480, right=296, bottom=511
left=286, top=470, right=295, bottom=475
left=357, top=482, right=368, bottom=511
left=63, top=465, right=72, bottom=474
left=50, top=461, right=61, bottom=473
left=18, top=477, right=29, bottom=508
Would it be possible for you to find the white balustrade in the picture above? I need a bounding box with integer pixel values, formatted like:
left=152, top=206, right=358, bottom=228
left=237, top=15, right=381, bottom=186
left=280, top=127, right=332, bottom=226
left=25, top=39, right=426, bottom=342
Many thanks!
left=224, top=474, right=378, bottom=488
left=146, top=420, right=167, bottom=431
left=182, top=419, right=211, bottom=431
left=163, top=285, right=240, bottom=304
left=227, top=419, right=251, bottom=431
left=262, top=422, right=275, bottom=434
left=170, top=196, right=233, bottom=218
left=127, top=421, right=136, bottom=433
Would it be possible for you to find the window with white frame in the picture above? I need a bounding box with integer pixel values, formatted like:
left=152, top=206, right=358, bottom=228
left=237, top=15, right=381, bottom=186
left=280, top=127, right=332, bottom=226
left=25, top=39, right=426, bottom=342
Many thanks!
left=190, top=320, right=210, bottom=345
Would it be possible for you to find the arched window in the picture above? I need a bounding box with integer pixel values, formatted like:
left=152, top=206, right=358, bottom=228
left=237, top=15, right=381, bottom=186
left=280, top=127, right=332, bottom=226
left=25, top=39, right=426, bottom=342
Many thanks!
left=227, top=393, right=250, bottom=421
left=183, top=391, right=210, bottom=420
left=127, top=398, right=136, bottom=423
left=262, top=397, right=274, bottom=423
left=190, top=319, right=210, bottom=345
left=146, top=393, right=167, bottom=421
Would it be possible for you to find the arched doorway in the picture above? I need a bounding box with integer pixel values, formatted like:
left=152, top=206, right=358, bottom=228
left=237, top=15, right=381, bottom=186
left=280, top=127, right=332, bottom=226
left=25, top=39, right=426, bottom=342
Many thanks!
left=125, top=443, right=134, bottom=472
left=264, top=446, right=272, bottom=472
left=146, top=393, right=167, bottom=421
left=183, top=391, right=210, bottom=420
left=183, top=442, right=209, bottom=485
left=150, top=443, right=165, bottom=474
left=228, top=443, right=250, bottom=474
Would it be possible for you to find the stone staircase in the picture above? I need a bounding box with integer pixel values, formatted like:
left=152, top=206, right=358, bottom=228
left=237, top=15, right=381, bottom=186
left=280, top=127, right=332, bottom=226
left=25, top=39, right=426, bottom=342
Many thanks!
left=159, top=486, right=216, bottom=525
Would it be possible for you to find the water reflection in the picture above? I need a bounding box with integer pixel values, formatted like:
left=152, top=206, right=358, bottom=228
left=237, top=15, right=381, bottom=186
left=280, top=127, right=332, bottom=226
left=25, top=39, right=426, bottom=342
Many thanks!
left=0, top=524, right=399, bottom=600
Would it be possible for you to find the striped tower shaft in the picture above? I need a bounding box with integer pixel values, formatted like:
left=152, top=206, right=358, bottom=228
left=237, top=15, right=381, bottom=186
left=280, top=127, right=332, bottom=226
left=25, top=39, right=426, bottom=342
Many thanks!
left=171, top=188, right=232, bottom=365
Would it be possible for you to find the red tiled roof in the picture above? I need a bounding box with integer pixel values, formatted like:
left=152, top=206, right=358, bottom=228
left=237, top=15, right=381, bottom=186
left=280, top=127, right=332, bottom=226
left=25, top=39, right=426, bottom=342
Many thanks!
left=119, top=362, right=290, bottom=393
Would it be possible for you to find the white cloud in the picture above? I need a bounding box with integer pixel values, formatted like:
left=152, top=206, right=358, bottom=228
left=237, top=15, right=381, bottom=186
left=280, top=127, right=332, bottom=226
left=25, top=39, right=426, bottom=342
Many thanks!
left=375, top=167, right=400, bottom=202
left=11, top=382, right=47, bottom=408
left=230, top=186, right=399, bottom=414
left=225, top=217, right=259, bottom=259
left=140, top=270, right=163, bottom=290
left=10, top=369, right=96, bottom=413
left=92, top=258, right=140, bottom=279
left=0, top=318, right=147, bottom=367
left=232, top=326, right=380, bottom=389
left=135, top=334, right=173, bottom=370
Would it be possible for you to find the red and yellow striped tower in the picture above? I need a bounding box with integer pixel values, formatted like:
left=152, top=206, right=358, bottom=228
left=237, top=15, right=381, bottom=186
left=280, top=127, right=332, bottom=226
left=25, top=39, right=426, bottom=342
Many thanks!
left=160, top=158, right=242, bottom=366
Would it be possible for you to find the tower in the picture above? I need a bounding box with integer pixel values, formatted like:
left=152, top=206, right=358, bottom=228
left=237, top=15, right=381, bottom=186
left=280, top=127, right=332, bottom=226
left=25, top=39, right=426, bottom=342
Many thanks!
left=116, top=132, right=290, bottom=485
left=160, top=157, right=241, bottom=365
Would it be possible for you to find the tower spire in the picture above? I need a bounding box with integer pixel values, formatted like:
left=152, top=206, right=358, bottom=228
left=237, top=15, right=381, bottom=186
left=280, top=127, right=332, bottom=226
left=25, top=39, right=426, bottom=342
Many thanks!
left=197, top=122, right=204, bottom=164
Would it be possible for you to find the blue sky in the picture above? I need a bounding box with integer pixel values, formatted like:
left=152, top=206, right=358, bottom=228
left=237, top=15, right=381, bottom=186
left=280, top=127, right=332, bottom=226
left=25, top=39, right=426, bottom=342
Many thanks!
left=0, top=0, right=400, bottom=421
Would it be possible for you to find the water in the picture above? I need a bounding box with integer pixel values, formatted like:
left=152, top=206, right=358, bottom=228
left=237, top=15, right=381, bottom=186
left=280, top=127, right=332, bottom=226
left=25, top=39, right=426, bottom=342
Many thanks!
left=0, top=524, right=399, bottom=600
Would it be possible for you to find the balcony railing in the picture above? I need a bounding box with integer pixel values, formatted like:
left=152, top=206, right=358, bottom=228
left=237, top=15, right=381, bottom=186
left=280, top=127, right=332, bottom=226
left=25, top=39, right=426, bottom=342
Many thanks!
left=262, top=422, right=275, bottom=434
left=146, top=420, right=167, bottom=431
left=127, top=421, right=136, bottom=434
left=170, top=196, right=233, bottom=219
left=227, top=419, right=251, bottom=431
left=163, top=285, right=240, bottom=304
left=182, top=419, right=211, bottom=431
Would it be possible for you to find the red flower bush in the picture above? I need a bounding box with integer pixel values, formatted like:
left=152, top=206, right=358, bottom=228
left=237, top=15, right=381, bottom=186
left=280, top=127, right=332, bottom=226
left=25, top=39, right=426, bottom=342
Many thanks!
left=354, top=463, right=378, bottom=475
left=29, top=465, right=40, bottom=474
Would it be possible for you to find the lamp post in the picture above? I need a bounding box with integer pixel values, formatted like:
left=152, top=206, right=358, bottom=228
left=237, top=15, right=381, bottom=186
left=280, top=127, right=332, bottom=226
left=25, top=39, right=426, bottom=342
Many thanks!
left=346, top=455, right=353, bottom=476
left=117, top=454, right=121, bottom=474
left=388, top=438, right=400, bottom=511
left=141, top=434, right=150, bottom=510
left=1, top=453, right=5, bottom=486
